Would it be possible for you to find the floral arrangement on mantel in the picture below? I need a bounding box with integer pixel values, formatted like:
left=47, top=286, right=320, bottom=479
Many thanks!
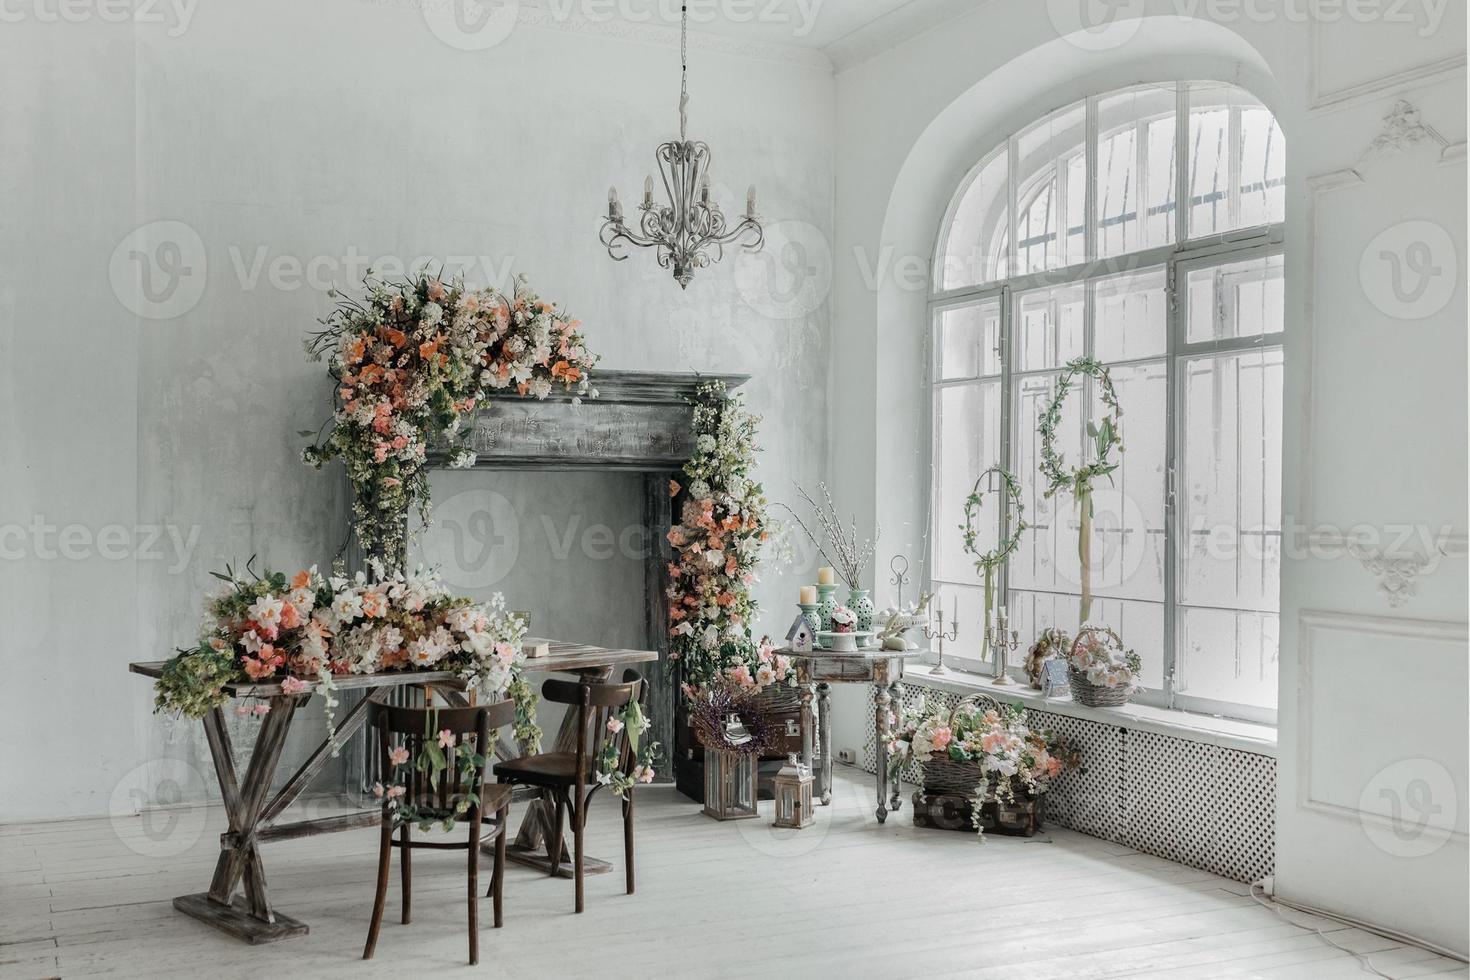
left=666, top=380, right=790, bottom=697
left=303, top=270, right=598, bottom=567
left=887, top=696, right=1080, bottom=837
left=153, top=560, right=542, bottom=754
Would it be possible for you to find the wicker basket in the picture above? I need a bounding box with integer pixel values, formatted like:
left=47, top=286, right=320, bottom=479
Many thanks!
left=1066, top=626, right=1134, bottom=707
left=918, top=693, right=1001, bottom=796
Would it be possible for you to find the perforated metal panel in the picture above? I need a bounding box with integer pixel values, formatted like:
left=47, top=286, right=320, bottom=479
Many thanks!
left=862, top=682, right=1275, bottom=883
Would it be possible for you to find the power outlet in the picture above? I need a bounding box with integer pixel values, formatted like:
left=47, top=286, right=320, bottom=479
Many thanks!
left=837, top=748, right=856, bottom=764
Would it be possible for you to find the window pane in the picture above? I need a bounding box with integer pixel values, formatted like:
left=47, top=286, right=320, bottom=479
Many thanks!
left=1177, top=608, right=1278, bottom=709
left=1186, top=253, right=1284, bottom=343
left=940, top=150, right=1009, bottom=289
left=1096, top=85, right=1177, bottom=257
left=1189, top=84, right=1285, bottom=237
left=1239, top=107, right=1285, bottom=228
left=937, top=298, right=1002, bottom=380
left=1016, top=102, right=1087, bottom=274
left=1176, top=347, right=1283, bottom=709
left=932, top=381, right=1001, bottom=584
left=1089, top=359, right=1166, bottom=604
left=1094, top=266, right=1167, bottom=361
left=1010, top=371, right=1081, bottom=597
left=1014, top=282, right=1084, bottom=372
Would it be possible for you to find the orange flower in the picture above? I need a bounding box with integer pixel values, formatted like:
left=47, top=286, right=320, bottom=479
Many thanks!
left=381, top=326, right=407, bottom=349
left=419, top=337, right=440, bottom=361
left=290, top=570, right=312, bottom=590
left=667, top=528, right=686, bottom=547
left=722, top=516, right=741, bottom=532
left=716, top=592, right=735, bottom=607
left=346, top=336, right=367, bottom=363
left=669, top=479, right=681, bottom=498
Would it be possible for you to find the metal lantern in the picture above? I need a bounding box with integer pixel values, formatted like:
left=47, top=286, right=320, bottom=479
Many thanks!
left=772, top=754, right=814, bottom=830
left=703, top=746, right=758, bottom=821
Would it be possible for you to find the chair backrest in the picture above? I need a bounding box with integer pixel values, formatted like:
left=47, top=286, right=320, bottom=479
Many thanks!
left=368, top=699, right=515, bottom=816
left=540, top=671, right=644, bottom=785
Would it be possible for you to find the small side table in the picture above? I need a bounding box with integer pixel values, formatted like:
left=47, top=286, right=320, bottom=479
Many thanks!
left=783, top=647, right=923, bottom=825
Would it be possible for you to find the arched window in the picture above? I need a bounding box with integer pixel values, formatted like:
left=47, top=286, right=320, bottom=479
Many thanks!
left=930, top=81, right=1284, bottom=723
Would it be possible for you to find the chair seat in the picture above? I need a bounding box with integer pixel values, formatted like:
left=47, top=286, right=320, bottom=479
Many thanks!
left=480, top=781, right=513, bottom=811
left=493, top=751, right=586, bottom=786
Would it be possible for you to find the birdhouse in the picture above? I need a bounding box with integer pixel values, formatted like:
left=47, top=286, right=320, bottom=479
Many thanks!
left=785, top=614, right=815, bottom=653
left=772, top=755, right=814, bottom=829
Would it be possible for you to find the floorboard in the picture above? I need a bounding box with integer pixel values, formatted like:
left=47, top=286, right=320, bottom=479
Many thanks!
left=0, top=768, right=1461, bottom=979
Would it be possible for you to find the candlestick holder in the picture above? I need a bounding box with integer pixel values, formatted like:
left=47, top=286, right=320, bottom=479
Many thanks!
left=815, top=583, right=838, bottom=633
left=889, top=554, right=911, bottom=611
left=798, top=602, right=821, bottom=636
left=922, top=600, right=959, bottom=675
left=986, top=609, right=1021, bottom=686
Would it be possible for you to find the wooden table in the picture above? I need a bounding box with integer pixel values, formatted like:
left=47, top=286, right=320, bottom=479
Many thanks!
left=128, top=639, right=655, bottom=944
left=786, top=647, right=924, bottom=825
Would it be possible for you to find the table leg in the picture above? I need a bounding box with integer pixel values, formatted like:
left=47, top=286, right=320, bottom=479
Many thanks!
left=799, top=681, right=819, bottom=803
left=504, top=665, right=615, bottom=878
left=888, top=681, right=903, bottom=813
left=177, top=696, right=311, bottom=944
left=816, top=682, right=833, bottom=806
left=874, top=683, right=892, bottom=824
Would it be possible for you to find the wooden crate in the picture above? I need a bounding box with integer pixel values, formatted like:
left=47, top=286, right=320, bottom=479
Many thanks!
left=910, top=790, right=1045, bottom=837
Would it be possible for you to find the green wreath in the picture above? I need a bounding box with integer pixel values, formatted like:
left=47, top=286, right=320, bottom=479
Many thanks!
left=959, top=465, right=1027, bottom=645
left=960, top=466, right=1028, bottom=572
left=1038, top=356, right=1124, bottom=499
left=1038, top=356, right=1124, bottom=625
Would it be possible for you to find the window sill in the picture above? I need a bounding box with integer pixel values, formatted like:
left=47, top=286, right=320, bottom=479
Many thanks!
left=903, top=664, right=1277, bottom=757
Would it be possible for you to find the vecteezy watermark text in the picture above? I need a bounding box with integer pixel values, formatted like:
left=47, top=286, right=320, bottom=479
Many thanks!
left=0, top=0, right=198, bottom=35
left=0, top=518, right=200, bottom=573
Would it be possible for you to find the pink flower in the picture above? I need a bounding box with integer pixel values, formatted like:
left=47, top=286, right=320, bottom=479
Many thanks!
left=931, top=727, right=954, bottom=751
left=437, top=729, right=456, bottom=749
left=388, top=746, right=410, bottom=766
left=633, top=765, right=655, bottom=784
left=494, top=641, right=516, bottom=665
left=372, top=782, right=385, bottom=798
left=606, top=717, right=624, bottom=735
left=281, top=676, right=309, bottom=695
left=728, top=664, right=754, bottom=688
left=252, top=704, right=271, bottom=717
left=386, top=785, right=405, bottom=799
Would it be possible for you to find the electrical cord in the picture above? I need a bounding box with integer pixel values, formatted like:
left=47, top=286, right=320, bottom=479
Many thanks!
left=1249, top=879, right=1466, bottom=976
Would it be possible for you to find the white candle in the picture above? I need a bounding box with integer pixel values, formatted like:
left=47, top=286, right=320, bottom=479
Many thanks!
left=817, top=567, right=835, bottom=586
left=608, top=186, right=621, bottom=218
left=746, top=184, right=757, bottom=218
left=799, top=585, right=817, bottom=605
left=643, top=175, right=653, bottom=208
left=700, top=173, right=710, bottom=203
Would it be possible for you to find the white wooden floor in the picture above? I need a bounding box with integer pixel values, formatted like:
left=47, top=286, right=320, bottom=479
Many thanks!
left=3, top=769, right=1464, bottom=979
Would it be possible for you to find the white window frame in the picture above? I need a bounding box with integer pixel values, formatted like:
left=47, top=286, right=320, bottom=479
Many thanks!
left=926, top=82, right=1285, bottom=726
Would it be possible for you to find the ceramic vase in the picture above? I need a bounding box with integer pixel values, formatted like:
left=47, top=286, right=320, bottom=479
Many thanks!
left=816, top=584, right=838, bottom=632
left=847, top=588, right=874, bottom=633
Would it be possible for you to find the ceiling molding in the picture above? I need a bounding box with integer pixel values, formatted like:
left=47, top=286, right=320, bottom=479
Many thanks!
left=824, top=0, right=979, bottom=74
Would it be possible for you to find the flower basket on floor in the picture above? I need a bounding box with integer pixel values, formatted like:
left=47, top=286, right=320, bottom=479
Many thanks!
left=1066, top=625, right=1142, bottom=707
left=887, top=693, right=1080, bottom=837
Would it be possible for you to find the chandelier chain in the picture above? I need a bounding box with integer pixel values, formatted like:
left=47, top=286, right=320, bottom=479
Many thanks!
left=679, top=3, right=688, bottom=141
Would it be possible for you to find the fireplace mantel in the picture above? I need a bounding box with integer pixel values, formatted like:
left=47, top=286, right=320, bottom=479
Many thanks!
left=423, top=369, right=750, bottom=782
left=431, top=370, right=750, bottom=471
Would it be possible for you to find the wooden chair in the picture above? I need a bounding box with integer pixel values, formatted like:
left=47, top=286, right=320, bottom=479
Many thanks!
left=363, top=698, right=515, bottom=965
left=492, top=670, right=644, bottom=913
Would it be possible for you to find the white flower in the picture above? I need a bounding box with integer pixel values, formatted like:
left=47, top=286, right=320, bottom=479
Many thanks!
left=333, top=591, right=364, bottom=621
left=755, top=665, right=776, bottom=687
left=420, top=301, right=444, bottom=326
left=528, top=377, right=552, bottom=399
left=247, top=595, right=284, bottom=626
left=688, top=479, right=711, bottom=499
left=696, top=435, right=716, bottom=453
left=449, top=448, right=478, bottom=469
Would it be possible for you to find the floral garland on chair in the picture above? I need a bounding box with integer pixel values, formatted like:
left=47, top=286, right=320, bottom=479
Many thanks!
left=666, top=381, right=790, bottom=696
left=303, top=270, right=598, bottom=567
left=152, top=560, right=542, bottom=754
left=375, top=710, right=491, bottom=833
left=594, top=699, right=660, bottom=798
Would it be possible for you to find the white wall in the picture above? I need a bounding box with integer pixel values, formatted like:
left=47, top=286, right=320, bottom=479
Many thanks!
left=826, top=0, right=1467, bottom=955
left=0, top=0, right=834, bottom=822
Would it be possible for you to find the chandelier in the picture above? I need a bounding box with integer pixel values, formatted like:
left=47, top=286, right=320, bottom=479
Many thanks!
left=599, top=3, right=764, bottom=289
